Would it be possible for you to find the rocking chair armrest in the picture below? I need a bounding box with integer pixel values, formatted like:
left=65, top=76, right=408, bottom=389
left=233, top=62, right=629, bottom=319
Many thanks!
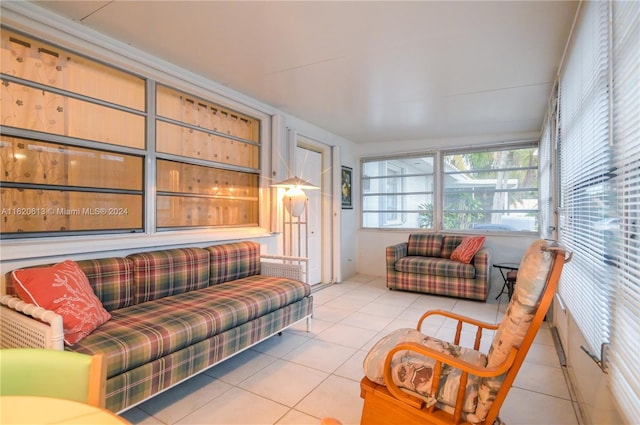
left=417, top=309, right=499, bottom=332
left=381, top=342, right=518, bottom=411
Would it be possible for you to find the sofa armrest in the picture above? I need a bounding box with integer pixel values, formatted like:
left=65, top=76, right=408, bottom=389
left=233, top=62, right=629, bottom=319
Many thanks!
left=0, top=295, right=64, bottom=350
left=260, top=255, right=307, bottom=283
left=386, top=242, right=408, bottom=271
left=473, top=247, right=492, bottom=269
left=472, top=247, right=492, bottom=289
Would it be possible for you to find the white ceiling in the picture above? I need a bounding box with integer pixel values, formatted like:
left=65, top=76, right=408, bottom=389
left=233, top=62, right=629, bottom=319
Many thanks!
left=31, top=0, right=578, bottom=144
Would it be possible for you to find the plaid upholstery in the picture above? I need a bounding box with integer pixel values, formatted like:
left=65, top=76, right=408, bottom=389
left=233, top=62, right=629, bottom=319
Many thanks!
left=70, top=275, right=310, bottom=379
left=95, top=297, right=312, bottom=412
left=396, top=257, right=476, bottom=279
left=387, top=234, right=492, bottom=301
left=4, top=259, right=133, bottom=312
left=407, top=233, right=443, bottom=257
left=7, top=242, right=313, bottom=413
left=127, top=248, right=210, bottom=304
left=207, top=241, right=260, bottom=285
left=441, top=235, right=466, bottom=259
left=75, top=258, right=134, bottom=312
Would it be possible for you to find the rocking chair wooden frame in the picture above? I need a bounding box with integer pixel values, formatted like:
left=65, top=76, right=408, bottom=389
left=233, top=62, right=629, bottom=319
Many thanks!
left=360, top=245, right=571, bottom=425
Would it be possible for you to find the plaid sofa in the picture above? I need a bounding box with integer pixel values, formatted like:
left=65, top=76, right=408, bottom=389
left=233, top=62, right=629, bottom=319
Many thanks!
left=386, top=234, right=491, bottom=301
left=3, top=242, right=313, bottom=413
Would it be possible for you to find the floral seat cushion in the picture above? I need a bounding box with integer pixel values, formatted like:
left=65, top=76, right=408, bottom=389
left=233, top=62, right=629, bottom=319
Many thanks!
left=363, top=328, right=487, bottom=414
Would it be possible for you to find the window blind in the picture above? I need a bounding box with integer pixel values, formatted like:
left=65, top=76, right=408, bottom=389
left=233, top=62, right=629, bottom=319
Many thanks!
left=609, top=0, right=640, bottom=421
left=557, top=0, right=613, bottom=356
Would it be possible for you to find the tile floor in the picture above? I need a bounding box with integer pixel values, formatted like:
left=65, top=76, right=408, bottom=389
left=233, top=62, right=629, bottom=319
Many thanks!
left=120, top=275, right=581, bottom=425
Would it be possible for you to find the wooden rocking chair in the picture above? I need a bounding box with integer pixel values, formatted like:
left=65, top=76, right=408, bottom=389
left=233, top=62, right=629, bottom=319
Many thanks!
left=360, top=239, right=571, bottom=425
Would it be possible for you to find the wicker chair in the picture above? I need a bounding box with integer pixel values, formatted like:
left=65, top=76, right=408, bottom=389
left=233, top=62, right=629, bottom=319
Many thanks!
left=0, top=348, right=106, bottom=408
left=360, top=239, right=571, bottom=425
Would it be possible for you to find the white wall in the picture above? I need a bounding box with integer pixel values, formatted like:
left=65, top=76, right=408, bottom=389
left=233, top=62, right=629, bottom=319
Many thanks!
left=553, top=298, right=623, bottom=425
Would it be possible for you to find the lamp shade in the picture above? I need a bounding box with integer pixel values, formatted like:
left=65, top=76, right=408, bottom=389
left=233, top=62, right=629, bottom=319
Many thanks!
left=283, top=186, right=307, bottom=217
left=271, top=176, right=319, bottom=190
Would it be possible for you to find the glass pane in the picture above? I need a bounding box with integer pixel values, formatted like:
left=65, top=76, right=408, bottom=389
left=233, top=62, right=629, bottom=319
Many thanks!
left=1, top=30, right=144, bottom=110
left=1, top=81, right=145, bottom=149
left=362, top=211, right=428, bottom=229
left=362, top=156, right=434, bottom=178
left=1, top=188, right=142, bottom=233
left=157, top=121, right=258, bottom=169
left=156, top=160, right=259, bottom=228
left=157, top=196, right=258, bottom=228
left=156, top=85, right=259, bottom=142
left=443, top=146, right=538, bottom=231
left=0, top=136, right=143, bottom=190
left=157, top=159, right=258, bottom=197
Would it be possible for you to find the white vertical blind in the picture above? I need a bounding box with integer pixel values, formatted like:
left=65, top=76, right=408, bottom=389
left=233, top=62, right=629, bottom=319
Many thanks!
left=609, top=0, right=640, bottom=421
left=557, top=0, right=613, bottom=356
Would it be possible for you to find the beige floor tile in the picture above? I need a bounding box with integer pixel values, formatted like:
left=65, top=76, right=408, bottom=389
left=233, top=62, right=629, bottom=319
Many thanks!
left=324, top=294, right=372, bottom=311
left=238, top=359, right=328, bottom=407
left=334, top=349, right=367, bottom=381
left=525, top=341, right=562, bottom=367
left=500, top=387, right=579, bottom=425
left=285, top=317, right=333, bottom=337
left=339, top=311, right=394, bottom=331
left=296, top=375, right=364, bottom=425
left=315, top=322, right=378, bottom=349
left=514, top=361, right=571, bottom=399
left=133, top=373, right=233, bottom=424
left=276, top=409, right=321, bottom=425
left=205, top=348, right=277, bottom=385
left=357, top=300, right=409, bottom=318
left=408, top=294, right=458, bottom=311
left=283, top=338, right=357, bottom=373
left=252, top=330, right=312, bottom=358
left=311, top=304, right=354, bottom=323
left=175, top=387, right=290, bottom=425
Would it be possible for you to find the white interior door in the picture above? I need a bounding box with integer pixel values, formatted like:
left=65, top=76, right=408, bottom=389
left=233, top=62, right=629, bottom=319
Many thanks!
left=295, top=147, right=322, bottom=285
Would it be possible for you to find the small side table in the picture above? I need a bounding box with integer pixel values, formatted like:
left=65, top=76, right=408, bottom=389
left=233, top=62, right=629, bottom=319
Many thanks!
left=493, top=262, right=519, bottom=300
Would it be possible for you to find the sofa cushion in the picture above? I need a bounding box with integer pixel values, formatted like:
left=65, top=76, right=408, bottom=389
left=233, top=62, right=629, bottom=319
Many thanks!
left=75, top=258, right=134, bottom=312
left=395, top=257, right=476, bottom=279
left=450, top=236, right=486, bottom=264
left=128, top=248, right=210, bottom=304
left=364, top=328, right=487, bottom=414
left=207, top=241, right=260, bottom=285
left=12, top=260, right=111, bottom=346
left=407, top=234, right=443, bottom=257
left=70, top=275, right=310, bottom=378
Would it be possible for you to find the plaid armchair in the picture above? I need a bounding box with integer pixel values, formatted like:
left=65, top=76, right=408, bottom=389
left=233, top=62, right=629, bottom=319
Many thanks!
left=386, top=234, right=492, bottom=301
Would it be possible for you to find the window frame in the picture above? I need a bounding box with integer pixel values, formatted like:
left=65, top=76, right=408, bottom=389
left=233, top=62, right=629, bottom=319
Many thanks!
left=360, top=142, right=540, bottom=233
left=0, top=27, right=266, bottom=239
left=361, top=154, right=436, bottom=230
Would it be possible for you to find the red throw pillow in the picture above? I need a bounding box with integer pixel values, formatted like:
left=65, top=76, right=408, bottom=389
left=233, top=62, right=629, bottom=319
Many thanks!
left=12, top=260, right=111, bottom=346
left=450, top=236, right=486, bottom=264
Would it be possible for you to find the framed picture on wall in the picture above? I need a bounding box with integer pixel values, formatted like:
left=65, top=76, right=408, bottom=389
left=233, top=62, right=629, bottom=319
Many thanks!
left=341, top=166, right=353, bottom=209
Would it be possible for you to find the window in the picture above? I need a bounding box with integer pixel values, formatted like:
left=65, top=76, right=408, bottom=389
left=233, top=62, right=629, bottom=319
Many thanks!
left=1, top=29, right=146, bottom=236
left=362, top=155, right=434, bottom=229
left=549, top=1, right=640, bottom=421
left=444, top=145, right=539, bottom=232
left=556, top=0, right=612, bottom=365
left=361, top=146, right=538, bottom=232
left=155, top=85, right=260, bottom=229
left=608, top=0, right=640, bottom=420
left=0, top=29, right=263, bottom=237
